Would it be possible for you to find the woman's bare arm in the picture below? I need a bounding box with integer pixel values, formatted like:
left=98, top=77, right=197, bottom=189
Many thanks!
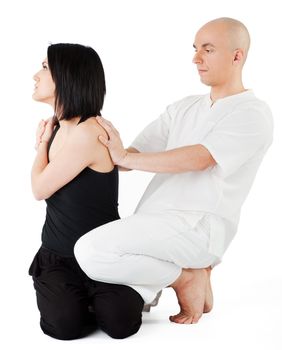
left=31, top=120, right=108, bottom=200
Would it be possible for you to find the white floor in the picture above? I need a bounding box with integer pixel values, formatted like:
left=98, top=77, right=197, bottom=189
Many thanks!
left=3, top=252, right=281, bottom=350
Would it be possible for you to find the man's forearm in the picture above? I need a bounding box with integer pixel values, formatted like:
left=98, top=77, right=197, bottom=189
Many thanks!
left=118, top=147, right=140, bottom=171
left=119, top=144, right=216, bottom=173
left=95, top=117, right=215, bottom=173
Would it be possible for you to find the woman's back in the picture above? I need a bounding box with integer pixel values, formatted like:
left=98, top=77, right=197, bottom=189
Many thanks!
left=42, top=120, right=120, bottom=257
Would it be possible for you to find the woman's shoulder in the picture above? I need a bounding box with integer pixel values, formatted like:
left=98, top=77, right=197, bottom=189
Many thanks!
left=72, top=117, right=107, bottom=144
left=73, top=117, right=113, bottom=171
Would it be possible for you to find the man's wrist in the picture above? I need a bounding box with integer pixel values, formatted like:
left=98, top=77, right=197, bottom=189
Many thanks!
left=118, top=150, right=130, bottom=168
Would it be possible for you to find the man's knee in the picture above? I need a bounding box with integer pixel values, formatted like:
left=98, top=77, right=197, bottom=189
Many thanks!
left=74, top=232, right=118, bottom=280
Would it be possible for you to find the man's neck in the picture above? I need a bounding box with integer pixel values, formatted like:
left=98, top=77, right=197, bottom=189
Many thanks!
left=210, top=82, right=246, bottom=102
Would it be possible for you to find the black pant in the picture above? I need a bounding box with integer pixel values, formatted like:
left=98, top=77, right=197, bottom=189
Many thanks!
left=29, top=247, right=144, bottom=340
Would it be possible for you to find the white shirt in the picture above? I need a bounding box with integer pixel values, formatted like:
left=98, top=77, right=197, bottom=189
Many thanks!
left=131, top=91, right=273, bottom=258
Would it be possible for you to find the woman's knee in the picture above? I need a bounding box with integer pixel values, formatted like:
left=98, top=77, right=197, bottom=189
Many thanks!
left=103, top=319, right=142, bottom=339
left=94, top=283, right=144, bottom=339
left=40, top=316, right=86, bottom=340
left=38, top=298, right=91, bottom=340
left=99, top=304, right=143, bottom=339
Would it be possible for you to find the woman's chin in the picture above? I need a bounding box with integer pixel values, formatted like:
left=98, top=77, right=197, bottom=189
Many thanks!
left=32, top=92, right=40, bottom=101
left=32, top=95, right=46, bottom=103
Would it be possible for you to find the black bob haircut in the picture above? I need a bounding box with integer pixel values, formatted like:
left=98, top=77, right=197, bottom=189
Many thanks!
left=47, top=43, right=106, bottom=123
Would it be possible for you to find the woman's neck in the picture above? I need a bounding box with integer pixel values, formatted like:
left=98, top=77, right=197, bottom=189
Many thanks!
left=58, top=116, right=80, bottom=129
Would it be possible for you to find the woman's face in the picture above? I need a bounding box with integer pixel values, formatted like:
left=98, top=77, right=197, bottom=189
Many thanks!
left=33, top=58, right=55, bottom=107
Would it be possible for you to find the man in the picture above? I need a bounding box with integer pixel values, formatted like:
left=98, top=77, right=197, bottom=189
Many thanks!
left=74, top=17, right=273, bottom=325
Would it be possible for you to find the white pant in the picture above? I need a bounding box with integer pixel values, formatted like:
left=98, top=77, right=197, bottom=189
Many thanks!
left=74, top=212, right=218, bottom=303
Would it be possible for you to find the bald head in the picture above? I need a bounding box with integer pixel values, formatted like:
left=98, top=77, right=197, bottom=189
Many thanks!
left=193, top=17, right=251, bottom=88
left=199, top=17, right=251, bottom=63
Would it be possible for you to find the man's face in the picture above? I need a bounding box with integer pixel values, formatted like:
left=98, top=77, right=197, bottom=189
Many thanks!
left=192, top=23, right=236, bottom=87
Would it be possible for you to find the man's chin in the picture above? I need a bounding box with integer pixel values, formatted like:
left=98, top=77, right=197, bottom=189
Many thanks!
left=200, top=78, right=211, bottom=86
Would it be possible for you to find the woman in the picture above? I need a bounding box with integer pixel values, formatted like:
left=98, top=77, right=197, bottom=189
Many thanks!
left=29, top=43, right=143, bottom=340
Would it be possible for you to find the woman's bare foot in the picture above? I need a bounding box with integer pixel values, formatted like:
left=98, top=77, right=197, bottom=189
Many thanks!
left=169, top=267, right=210, bottom=324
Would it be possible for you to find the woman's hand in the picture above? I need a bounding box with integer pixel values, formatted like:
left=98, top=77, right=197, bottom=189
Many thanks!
left=35, top=119, right=47, bottom=150
left=35, top=117, right=55, bottom=150
left=41, top=117, right=55, bottom=142
left=96, top=116, right=127, bottom=165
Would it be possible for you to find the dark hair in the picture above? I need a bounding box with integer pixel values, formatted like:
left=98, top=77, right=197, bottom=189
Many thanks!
left=47, top=43, right=106, bottom=123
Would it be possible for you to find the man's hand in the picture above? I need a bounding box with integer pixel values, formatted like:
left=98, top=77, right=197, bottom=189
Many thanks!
left=97, top=116, right=216, bottom=173
left=96, top=116, right=128, bottom=165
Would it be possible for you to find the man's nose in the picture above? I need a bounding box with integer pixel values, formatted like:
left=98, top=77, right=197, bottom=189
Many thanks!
left=192, top=51, right=202, bottom=64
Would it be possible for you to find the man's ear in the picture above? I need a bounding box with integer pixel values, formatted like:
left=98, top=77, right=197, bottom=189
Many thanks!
left=233, top=49, right=244, bottom=64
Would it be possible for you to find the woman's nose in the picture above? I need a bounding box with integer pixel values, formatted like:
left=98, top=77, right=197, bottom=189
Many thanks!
left=33, top=73, right=39, bottom=81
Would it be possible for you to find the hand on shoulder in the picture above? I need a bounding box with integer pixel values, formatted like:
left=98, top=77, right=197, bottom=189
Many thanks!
left=72, top=116, right=108, bottom=147
left=71, top=117, right=113, bottom=172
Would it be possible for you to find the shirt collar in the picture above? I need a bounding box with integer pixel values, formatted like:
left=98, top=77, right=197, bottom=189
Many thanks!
left=206, top=90, right=254, bottom=108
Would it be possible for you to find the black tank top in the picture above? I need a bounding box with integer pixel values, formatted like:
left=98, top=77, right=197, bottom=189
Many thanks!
left=41, top=124, right=120, bottom=257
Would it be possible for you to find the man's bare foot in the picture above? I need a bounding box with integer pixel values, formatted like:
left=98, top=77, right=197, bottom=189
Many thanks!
left=204, top=267, right=213, bottom=313
left=169, top=268, right=210, bottom=324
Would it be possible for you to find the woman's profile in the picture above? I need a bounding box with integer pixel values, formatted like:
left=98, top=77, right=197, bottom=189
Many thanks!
left=29, top=43, right=143, bottom=340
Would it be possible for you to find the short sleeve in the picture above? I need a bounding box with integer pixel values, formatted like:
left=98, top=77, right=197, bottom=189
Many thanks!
left=201, top=103, right=273, bottom=177
left=130, top=105, right=173, bottom=152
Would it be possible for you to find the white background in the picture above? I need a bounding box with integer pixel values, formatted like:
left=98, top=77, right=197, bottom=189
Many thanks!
left=0, top=0, right=281, bottom=349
